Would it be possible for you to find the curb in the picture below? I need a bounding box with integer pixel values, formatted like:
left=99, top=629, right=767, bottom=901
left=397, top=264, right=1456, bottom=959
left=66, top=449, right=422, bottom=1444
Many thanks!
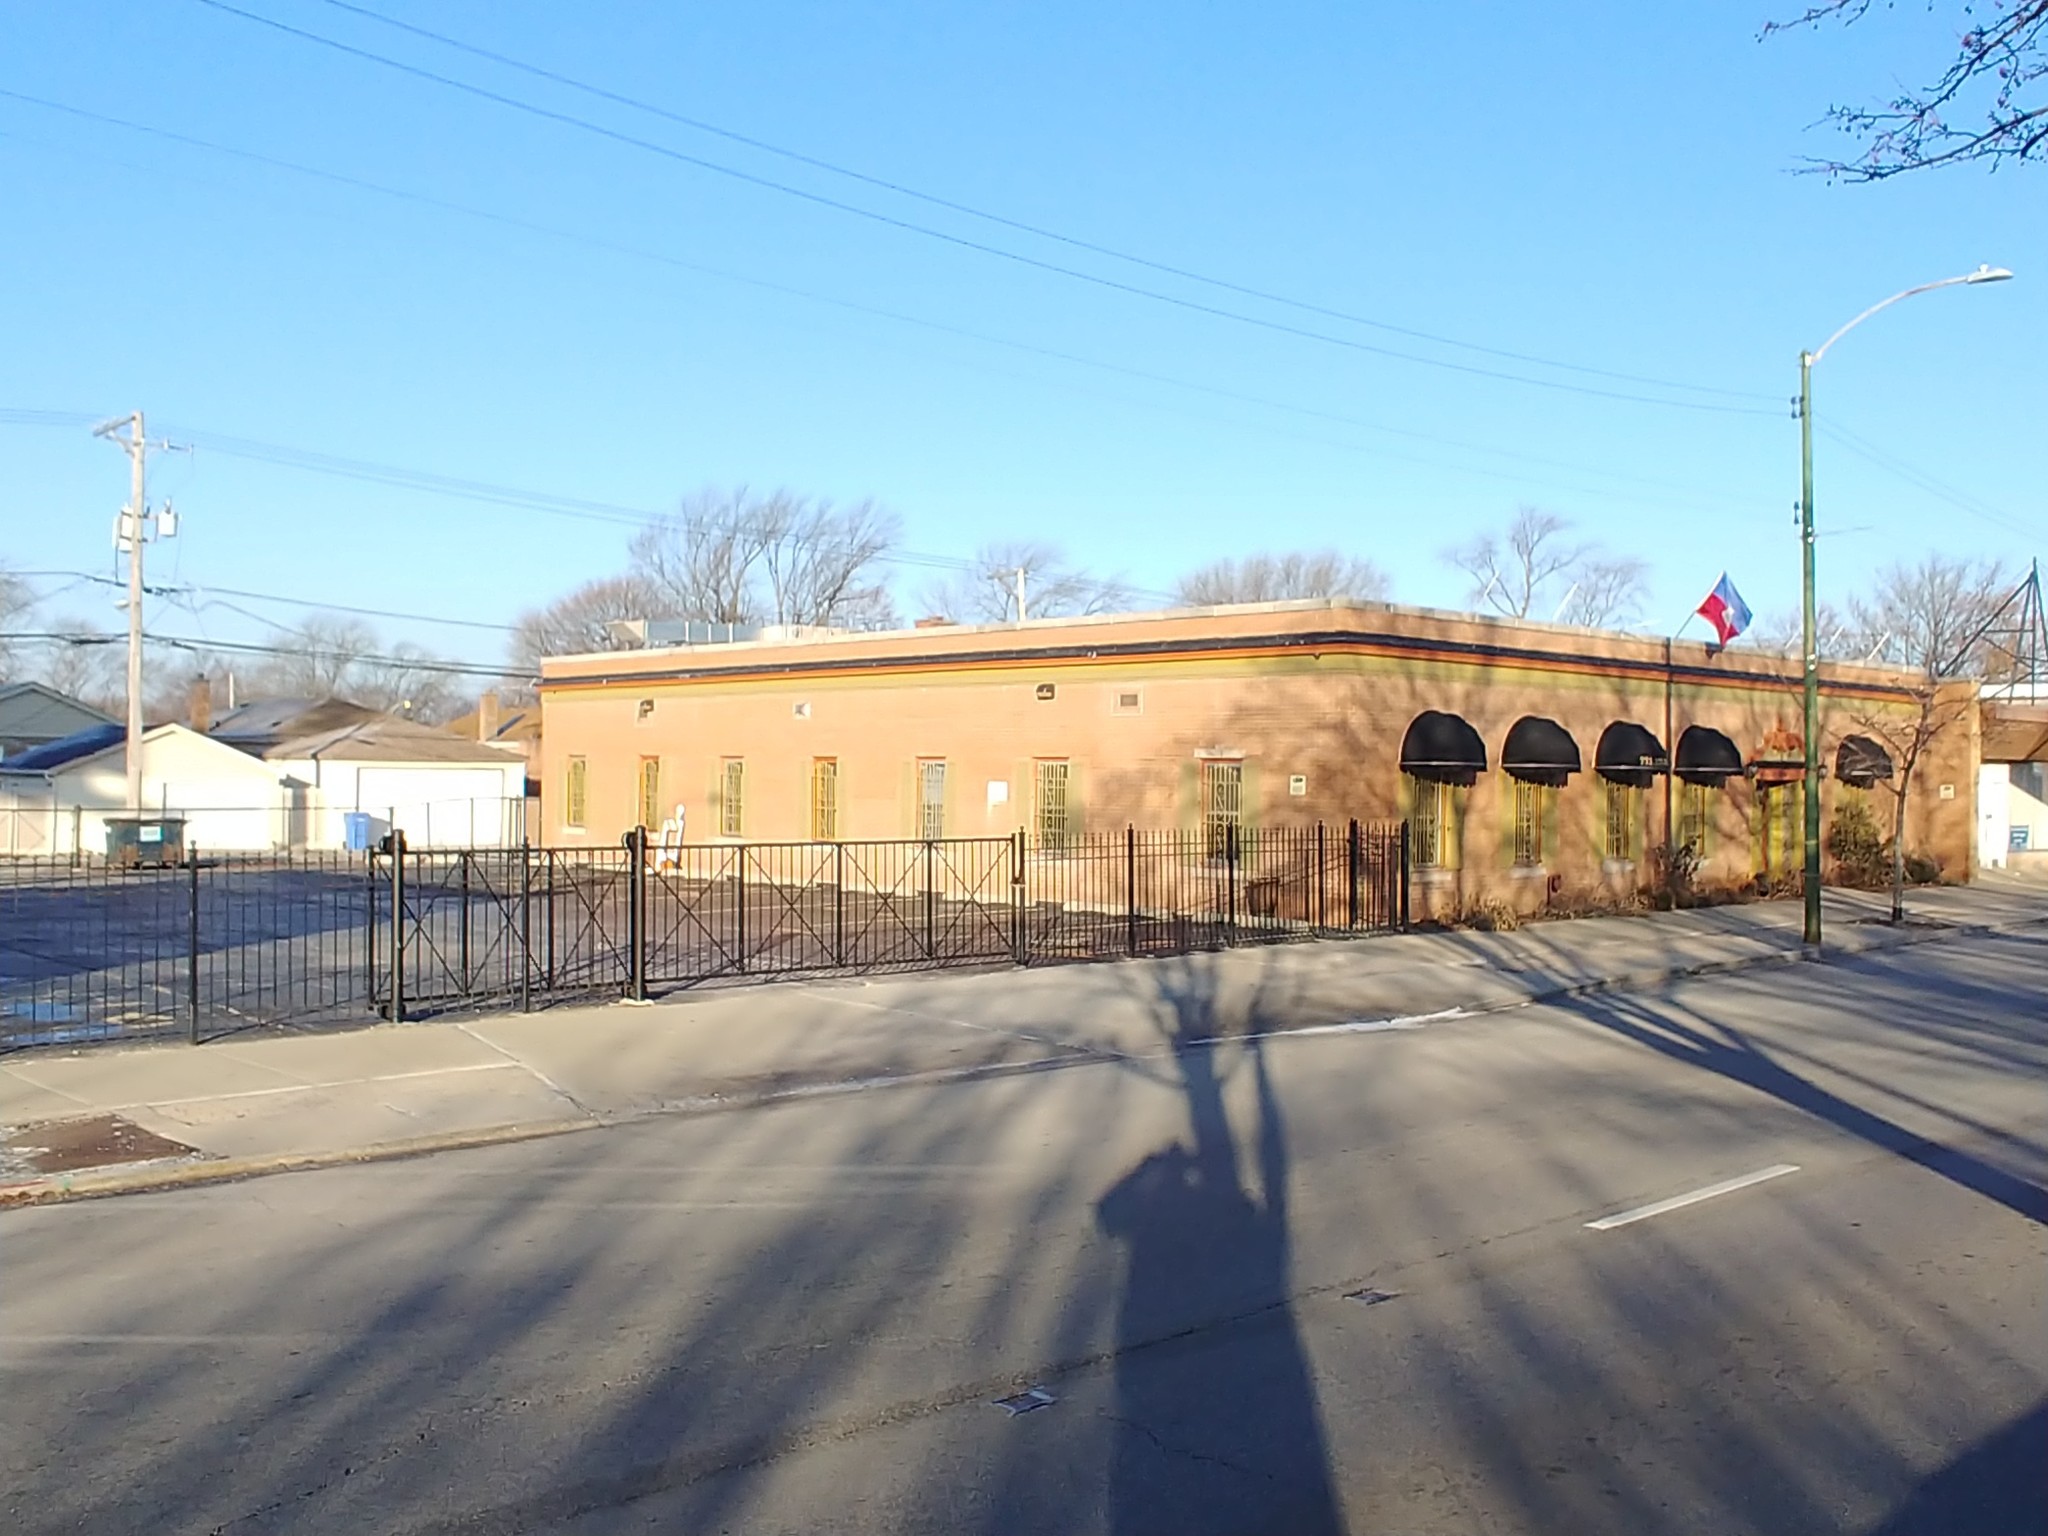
left=4, top=912, right=2039, bottom=1210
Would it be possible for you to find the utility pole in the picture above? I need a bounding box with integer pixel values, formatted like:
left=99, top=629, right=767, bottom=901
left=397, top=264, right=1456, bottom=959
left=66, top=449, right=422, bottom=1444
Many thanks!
left=95, top=412, right=177, bottom=815
left=1798, top=353, right=1821, bottom=948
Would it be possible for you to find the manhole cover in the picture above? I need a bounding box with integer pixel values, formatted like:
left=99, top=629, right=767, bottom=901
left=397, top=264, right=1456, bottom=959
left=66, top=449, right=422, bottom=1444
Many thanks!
left=993, top=1387, right=1056, bottom=1416
left=3, top=1114, right=199, bottom=1175
left=1345, top=1287, right=1400, bottom=1307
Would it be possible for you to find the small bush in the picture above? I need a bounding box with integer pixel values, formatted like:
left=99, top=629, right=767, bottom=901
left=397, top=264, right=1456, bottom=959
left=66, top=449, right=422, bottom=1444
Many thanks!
left=1455, top=898, right=1522, bottom=932
left=1827, top=797, right=1888, bottom=888
left=1904, top=851, right=1942, bottom=885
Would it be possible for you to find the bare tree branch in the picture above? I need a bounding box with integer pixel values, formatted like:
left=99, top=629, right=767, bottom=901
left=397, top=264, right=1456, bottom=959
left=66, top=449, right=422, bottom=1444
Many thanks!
left=1172, top=551, right=1390, bottom=606
left=1444, top=507, right=1624, bottom=621
left=1767, top=0, right=2048, bottom=178
left=922, top=541, right=1129, bottom=624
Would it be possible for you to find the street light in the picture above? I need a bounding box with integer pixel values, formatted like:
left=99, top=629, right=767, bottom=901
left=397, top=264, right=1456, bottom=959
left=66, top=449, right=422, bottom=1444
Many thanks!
left=1796, top=263, right=2012, bottom=947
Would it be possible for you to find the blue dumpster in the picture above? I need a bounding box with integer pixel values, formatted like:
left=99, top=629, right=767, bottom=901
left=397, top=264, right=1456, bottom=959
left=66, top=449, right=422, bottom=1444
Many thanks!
left=343, top=812, right=374, bottom=852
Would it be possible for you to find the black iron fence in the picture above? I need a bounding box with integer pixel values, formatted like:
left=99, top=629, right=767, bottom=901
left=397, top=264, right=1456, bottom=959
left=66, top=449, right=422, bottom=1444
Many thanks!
left=1, top=821, right=1406, bottom=1051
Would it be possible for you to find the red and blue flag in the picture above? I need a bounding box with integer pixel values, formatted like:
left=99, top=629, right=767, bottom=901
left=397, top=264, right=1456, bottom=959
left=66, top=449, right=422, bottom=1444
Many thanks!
left=1696, top=573, right=1752, bottom=645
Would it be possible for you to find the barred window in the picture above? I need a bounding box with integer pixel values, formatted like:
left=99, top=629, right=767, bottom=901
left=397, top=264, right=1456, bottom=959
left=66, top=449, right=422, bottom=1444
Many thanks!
left=565, top=756, right=588, bottom=829
left=811, top=758, right=839, bottom=841
left=1679, top=781, right=1711, bottom=854
left=1202, top=759, right=1242, bottom=860
left=638, top=756, right=661, bottom=831
left=1513, top=779, right=1545, bottom=866
left=1407, top=775, right=1444, bottom=868
left=1036, top=760, right=1071, bottom=850
left=1605, top=780, right=1636, bottom=862
left=720, top=759, right=744, bottom=838
left=918, top=759, right=946, bottom=840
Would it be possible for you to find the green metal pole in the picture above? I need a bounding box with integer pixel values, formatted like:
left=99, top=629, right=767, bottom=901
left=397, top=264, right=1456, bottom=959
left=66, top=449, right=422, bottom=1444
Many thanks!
left=1800, top=350, right=1823, bottom=947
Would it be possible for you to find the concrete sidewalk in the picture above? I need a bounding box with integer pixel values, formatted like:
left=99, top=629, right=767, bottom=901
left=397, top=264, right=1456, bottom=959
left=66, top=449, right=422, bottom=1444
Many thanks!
left=3, top=879, right=2041, bottom=1203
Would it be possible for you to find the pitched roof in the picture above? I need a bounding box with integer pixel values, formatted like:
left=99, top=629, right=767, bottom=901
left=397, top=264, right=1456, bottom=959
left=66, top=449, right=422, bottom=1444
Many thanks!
left=441, top=704, right=541, bottom=748
left=265, top=715, right=525, bottom=765
left=210, top=697, right=382, bottom=748
left=0, top=682, right=119, bottom=745
left=0, top=721, right=127, bottom=774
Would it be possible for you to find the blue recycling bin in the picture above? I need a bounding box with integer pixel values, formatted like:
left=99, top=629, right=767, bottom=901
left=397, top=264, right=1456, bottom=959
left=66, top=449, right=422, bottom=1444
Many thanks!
left=343, top=812, right=374, bottom=852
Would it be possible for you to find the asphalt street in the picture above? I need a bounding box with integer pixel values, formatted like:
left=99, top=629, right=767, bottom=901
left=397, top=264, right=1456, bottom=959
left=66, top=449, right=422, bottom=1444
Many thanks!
left=3, top=929, right=2044, bottom=1535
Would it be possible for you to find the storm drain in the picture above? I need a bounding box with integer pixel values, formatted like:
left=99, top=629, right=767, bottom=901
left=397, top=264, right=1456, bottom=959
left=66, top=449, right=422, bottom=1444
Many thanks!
left=1344, top=1287, right=1400, bottom=1307
left=992, top=1387, right=1057, bottom=1416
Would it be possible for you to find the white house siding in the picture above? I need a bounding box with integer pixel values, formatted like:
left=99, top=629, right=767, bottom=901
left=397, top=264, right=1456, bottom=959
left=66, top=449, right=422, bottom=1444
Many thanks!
left=0, top=727, right=286, bottom=855
left=266, top=759, right=528, bottom=849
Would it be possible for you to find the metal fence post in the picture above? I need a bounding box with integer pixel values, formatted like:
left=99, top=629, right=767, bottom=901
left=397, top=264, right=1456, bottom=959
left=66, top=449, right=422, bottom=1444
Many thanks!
left=923, top=839, right=936, bottom=960
left=1347, top=819, right=1360, bottom=930
left=458, top=852, right=472, bottom=993
left=187, top=849, right=201, bottom=1044
left=1399, top=819, right=1413, bottom=930
left=519, top=842, right=533, bottom=1013
left=388, top=831, right=406, bottom=1024
left=545, top=852, right=556, bottom=990
left=736, top=845, right=747, bottom=975
left=834, top=840, right=846, bottom=967
left=1315, top=821, right=1326, bottom=933
left=1226, top=822, right=1238, bottom=937
left=366, top=845, right=377, bottom=1014
left=1125, top=824, right=1138, bottom=957
left=626, top=827, right=648, bottom=1001
left=1011, top=829, right=1025, bottom=965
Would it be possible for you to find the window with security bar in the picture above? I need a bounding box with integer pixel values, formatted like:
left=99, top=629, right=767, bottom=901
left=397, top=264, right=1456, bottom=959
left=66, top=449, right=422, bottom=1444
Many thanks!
left=918, top=760, right=947, bottom=840
left=1202, top=760, right=1242, bottom=860
left=565, top=756, right=588, bottom=829
left=638, top=757, right=661, bottom=830
left=1679, top=781, right=1711, bottom=854
left=1036, top=760, right=1071, bottom=850
left=720, top=759, right=744, bottom=838
left=1512, top=779, right=1545, bottom=866
left=1605, top=780, right=1635, bottom=861
left=1407, top=775, right=1444, bottom=867
left=811, top=758, right=839, bottom=841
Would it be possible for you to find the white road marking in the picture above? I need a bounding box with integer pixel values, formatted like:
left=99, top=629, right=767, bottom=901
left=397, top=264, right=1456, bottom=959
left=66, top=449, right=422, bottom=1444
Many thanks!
left=1585, top=1164, right=1801, bottom=1231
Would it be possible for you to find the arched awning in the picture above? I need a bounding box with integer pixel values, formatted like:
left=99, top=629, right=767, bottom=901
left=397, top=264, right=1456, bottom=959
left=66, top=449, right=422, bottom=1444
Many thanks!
left=1595, top=722, right=1669, bottom=787
left=1400, top=710, right=1487, bottom=785
left=1502, top=716, right=1582, bottom=787
left=1836, top=734, right=1895, bottom=786
left=1674, top=725, right=1744, bottom=784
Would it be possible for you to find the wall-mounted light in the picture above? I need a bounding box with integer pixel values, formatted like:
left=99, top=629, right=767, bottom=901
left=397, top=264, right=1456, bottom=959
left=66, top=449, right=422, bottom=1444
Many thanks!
left=1035, top=683, right=1056, bottom=701
left=636, top=699, right=655, bottom=720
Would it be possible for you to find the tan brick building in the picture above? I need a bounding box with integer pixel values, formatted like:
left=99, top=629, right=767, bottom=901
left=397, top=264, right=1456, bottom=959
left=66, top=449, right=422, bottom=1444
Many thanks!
left=537, top=600, right=1978, bottom=917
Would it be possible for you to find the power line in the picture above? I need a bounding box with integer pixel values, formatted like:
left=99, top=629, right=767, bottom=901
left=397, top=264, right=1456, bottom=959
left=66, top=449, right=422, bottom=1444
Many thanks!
left=313, top=0, right=1771, bottom=404
left=0, top=92, right=1769, bottom=512
left=187, top=0, right=1776, bottom=418
left=14, top=568, right=521, bottom=633
left=1816, top=423, right=2039, bottom=542
left=1, top=629, right=532, bottom=680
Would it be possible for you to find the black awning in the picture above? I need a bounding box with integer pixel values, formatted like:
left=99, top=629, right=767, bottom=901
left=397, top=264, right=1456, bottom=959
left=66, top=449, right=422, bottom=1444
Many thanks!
left=1835, top=734, right=1895, bottom=786
left=1399, top=710, right=1487, bottom=785
left=1595, top=721, right=1669, bottom=787
left=1674, top=724, right=1744, bottom=784
left=1502, top=715, right=1582, bottom=786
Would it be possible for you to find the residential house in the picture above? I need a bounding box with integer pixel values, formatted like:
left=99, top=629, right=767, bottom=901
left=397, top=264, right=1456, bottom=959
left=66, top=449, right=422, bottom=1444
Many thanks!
left=0, top=682, right=117, bottom=761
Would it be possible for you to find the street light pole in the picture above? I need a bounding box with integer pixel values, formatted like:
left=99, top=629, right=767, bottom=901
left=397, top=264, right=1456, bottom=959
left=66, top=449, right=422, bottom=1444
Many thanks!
left=1799, top=353, right=1819, bottom=946
left=1796, top=264, right=2011, bottom=949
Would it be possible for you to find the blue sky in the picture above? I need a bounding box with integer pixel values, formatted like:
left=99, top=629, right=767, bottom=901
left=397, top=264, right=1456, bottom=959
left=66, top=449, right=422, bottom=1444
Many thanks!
left=2, top=0, right=2040, bottom=673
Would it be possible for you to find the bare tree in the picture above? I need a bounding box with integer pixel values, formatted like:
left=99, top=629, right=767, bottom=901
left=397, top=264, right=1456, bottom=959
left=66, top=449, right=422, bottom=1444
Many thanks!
left=37, top=621, right=127, bottom=714
left=922, top=540, right=1129, bottom=624
left=758, top=497, right=901, bottom=629
left=0, top=565, right=33, bottom=680
left=244, top=614, right=462, bottom=722
left=629, top=487, right=901, bottom=628
left=1748, top=602, right=1855, bottom=659
left=509, top=575, right=661, bottom=675
left=1172, top=551, right=1389, bottom=607
left=1766, top=1, right=2048, bottom=178
left=1558, top=555, right=1651, bottom=629
left=1848, top=554, right=2010, bottom=673
left=1445, top=507, right=1646, bottom=626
